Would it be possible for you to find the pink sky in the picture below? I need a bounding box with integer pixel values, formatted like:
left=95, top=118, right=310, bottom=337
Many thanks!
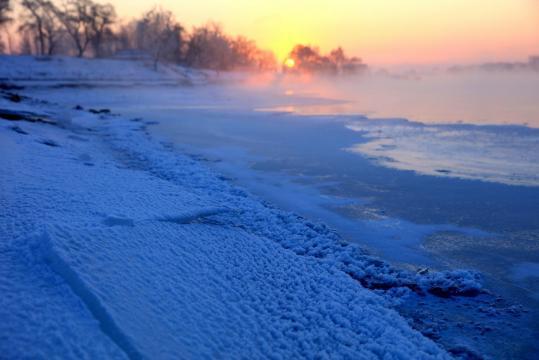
left=104, top=0, right=539, bottom=65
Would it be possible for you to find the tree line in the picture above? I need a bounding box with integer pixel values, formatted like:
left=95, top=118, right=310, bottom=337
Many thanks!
left=0, top=0, right=367, bottom=73
left=0, top=0, right=277, bottom=71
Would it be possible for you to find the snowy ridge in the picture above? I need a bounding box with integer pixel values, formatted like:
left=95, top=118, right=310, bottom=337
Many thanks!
left=108, top=115, right=483, bottom=299
left=0, top=92, right=455, bottom=357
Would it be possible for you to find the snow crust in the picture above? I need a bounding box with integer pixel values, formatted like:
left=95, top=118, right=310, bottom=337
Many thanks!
left=0, top=91, right=456, bottom=358
left=0, top=56, right=501, bottom=358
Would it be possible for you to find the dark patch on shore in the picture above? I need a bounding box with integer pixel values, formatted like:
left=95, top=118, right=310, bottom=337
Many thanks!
left=39, top=139, right=60, bottom=147
left=0, top=109, right=56, bottom=125
left=0, top=83, right=25, bottom=91
left=88, top=108, right=111, bottom=115
left=10, top=126, right=28, bottom=135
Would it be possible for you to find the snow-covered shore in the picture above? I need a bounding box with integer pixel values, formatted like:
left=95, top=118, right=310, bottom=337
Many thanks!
left=0, top=55, right=208, bottom=86
left=0, top=56, right=523, bottom=358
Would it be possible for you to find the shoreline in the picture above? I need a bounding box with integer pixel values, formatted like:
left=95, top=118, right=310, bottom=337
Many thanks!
left=0, top=86, right=451, bottom=358
left=1, top=56, right=536, bottom=358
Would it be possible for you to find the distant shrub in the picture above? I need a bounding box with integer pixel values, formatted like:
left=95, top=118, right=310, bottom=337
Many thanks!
left=285, top=45, right=367, bottom=75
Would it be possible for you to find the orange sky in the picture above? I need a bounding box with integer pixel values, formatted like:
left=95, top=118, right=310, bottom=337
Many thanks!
left=109, top=0, right=539, bottom=65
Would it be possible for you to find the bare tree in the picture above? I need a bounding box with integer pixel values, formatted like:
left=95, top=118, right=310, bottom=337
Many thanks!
left=185, top=23, right=234, bottom=70
left=252, top=49, right=277, bottom=71
left=230, top=36, right=277, bottom=71
left=287, top=45, right=331, bottom=73
left=88, top=2, right=115, bottom=57
left=115, top=21, right=136, bottom=51
left=135, top=8, right=184, bottom=68
left=0, top=0, right=9, bottom=25
left=20, top=0, right=62, bottom=56
left=0, top=0, right=11, bottom=53
left=56, top=0, right=93, bottom=57
left=287, top=44, right=366, bottom=74
left=230, top=36, right=257, bottom=68
left=329, top=47, right=346, bottom=68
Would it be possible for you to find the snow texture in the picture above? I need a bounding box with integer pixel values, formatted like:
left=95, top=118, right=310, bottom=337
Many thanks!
left=0, top=97, right=454, bottom=358
left=0, top=56, right=488, bottom=358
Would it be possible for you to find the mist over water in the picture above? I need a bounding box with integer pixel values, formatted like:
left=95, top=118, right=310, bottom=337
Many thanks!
left=234, top=68, right=539, bottom=187
left=253, top=68, right=539, bottom=127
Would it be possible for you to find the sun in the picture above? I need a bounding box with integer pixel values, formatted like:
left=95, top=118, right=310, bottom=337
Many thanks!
left=284, top=58, right=296, bottom=68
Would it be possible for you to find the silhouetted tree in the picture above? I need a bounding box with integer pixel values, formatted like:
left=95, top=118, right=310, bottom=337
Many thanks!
left=0, top=0, right=11, bottom=53
left=185, top=23, right=234, bottom=70
left=20, top=0, right=62, bottom=55
left=288, top=45, right=331, bottom=73
left=113, top=21, right=137, bottom=52
left=329, top=47, right=346, bottom=68
left=56, top=0, right=93, bottom=57
left=229, top=36, right=277, bottom=70
left=0, top=0, right=9, bottom=25
left=287, top=44, right=366, bottom=74
left=115, top=23, right=130, bottom=49
left=135, top=8, right=184, bottom=68
left=88, top=2, right=115, bottom=57
left=184, top=25, right=276, bottom=71
left=7, top=0, right=280, bottom=70
left=253, top=49, right=277, bottom=71
left=230, top=36, right=257, bottom=68
left=341, top=56, right=366, bottom=74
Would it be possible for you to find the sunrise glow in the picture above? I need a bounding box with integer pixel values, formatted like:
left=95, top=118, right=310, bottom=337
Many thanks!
left=107, top=0, right=539, bottom=65
left=284, top=58, right=296, bottom=68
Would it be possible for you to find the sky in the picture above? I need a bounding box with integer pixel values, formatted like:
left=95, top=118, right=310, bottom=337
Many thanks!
left=100, top=1, right=538, bottom=65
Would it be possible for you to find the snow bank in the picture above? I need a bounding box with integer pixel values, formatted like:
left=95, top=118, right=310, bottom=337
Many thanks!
left=0, top=93, right=451, bottom=358
left=0, top=55, right=207, bottom=85
left=1, top=55, right=495, bottom=356
left=105, top=109, right=484, bottom=300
